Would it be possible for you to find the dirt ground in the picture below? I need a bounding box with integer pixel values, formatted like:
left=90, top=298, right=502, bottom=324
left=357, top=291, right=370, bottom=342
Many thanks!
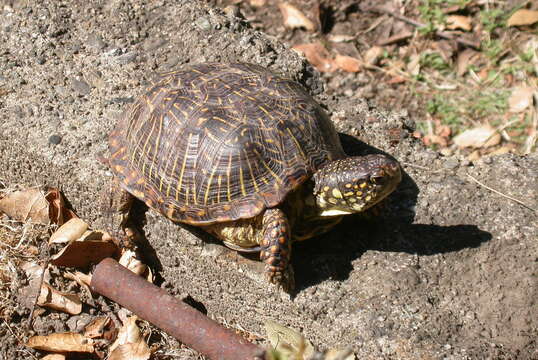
left=0, top=0, right=537, bottom=359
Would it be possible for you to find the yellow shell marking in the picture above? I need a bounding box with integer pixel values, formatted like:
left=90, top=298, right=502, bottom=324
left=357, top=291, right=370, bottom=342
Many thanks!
left=174, top=133, right=192, bottom=201
left=244, top=149, right=259, bottom=192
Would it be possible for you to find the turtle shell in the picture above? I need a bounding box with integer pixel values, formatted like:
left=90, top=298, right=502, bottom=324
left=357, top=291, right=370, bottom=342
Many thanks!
left=108, top=63, right=345, bottom=225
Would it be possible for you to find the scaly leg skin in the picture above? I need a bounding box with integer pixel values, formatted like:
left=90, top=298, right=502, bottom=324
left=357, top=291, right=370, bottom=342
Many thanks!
left=260, top=208, right=294, bottom=291
left=101, top=178, right=139, bottom=249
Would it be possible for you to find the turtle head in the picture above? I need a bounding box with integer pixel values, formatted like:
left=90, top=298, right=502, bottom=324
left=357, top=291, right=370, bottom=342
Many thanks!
left=312, top=155, right=401, bottom=216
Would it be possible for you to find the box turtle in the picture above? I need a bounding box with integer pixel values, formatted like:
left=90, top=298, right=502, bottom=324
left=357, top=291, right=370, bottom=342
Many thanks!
left=106, top=62, right=401, bottom=290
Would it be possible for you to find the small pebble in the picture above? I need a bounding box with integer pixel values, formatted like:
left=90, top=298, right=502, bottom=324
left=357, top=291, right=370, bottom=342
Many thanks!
left=195, top=16, right=211, bottom=31
left=109, top=97, right=134, bottom=104
left=49, top=134, right=62, bottom=145
left=443, top=158, right=459, bottom=169
left=71, top=78, right=91, bottom=95
left=87, top=33, right=107, bottom=50
left=116, top=51, right=137, bottom=65
left=482, top=156, right=493, bottom=164
left=201, top=243, right=225, bottom=257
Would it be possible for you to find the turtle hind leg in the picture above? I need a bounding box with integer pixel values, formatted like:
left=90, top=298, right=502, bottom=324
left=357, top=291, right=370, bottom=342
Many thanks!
left=100, top=177, right=139, bottom=248
left=260, top=208, right=294, bottom=291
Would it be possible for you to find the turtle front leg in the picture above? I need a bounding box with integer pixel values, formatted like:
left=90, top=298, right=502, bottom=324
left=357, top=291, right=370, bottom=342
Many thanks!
left=260, top=208, right=294, bottom=291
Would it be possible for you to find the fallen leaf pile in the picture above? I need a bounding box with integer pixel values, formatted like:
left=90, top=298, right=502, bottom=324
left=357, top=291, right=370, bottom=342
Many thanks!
left=245, top=1, right=538, bottom=157
left=0, top=186, right=76, bottom=226
left=0, top=186, right=153, bottom=359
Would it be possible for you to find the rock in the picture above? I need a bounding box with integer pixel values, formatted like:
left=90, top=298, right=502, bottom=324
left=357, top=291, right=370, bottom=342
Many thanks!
left=48, top=134, right=62, bottom=145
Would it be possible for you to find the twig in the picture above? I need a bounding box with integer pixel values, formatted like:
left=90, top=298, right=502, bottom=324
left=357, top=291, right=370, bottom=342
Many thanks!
left=372, top=6, right=481, bottom=49
left=466, top=174, right=536, bottom=213
left=377, top=31, right=414, bottom=46
left=26, top=254, right=49, bottom=331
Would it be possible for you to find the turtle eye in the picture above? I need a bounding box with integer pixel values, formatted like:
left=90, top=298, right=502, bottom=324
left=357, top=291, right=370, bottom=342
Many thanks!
left=371, top=175, right=386, bottom=185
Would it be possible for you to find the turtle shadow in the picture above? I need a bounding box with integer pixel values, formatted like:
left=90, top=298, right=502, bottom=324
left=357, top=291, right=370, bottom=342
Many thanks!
left=289, top=133, right=492, bottom=291
left=292, top=220, right=492, bottom=291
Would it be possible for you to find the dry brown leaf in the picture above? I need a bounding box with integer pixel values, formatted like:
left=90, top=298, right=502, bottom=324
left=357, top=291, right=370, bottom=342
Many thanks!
left=327, top=34, right=355, bottom=43
left=436, top=124, right=452, bottom=138
left=41, top=354, right=66, bottom=360
left=387, top=76, right=407, bottom=84
left=467, top=150, right=481, bottom=161
left=407, top=54, right=421, bottom=76
left=264, top=320, right=315, bottom=359
left=84, top=316, right=111, bottom=339
left=109, top=316, right=151, bottom=360
left=508, top=86, right=535, bottom=113
left=456, top=49, right=478, bottom=76
left=249, top=0, right=266, bottom=7
left=334, top=55, right=361, bottom=72
left=453, top=125, right=501, bottom=148
left=64, top=271, right=92, bottom=288
left=507, top=9, right=538, bottom=27
left=109, top=343, right=152, bottom=360
left=79, top=229, right=113, bottom=241
left=37, top=283, right=82, bottom=315
left=292, top=43, right=336, bottom=72
left=423, top=134, right=448, bottom=147
left=487, top=145, right=513, bottom=156
left=50, top=239, right=118, bottom=268
left=49, top=218, right=89, bottom=244
left=324, top=348, right=356, bottom=360
left=26, top=333, right=94, bottom=353
left=278, top=2, right=316, bottom=31
left=44, top=187, right=78, bottom=225
left=0, top=187, right=50, bottom=224
left=0, top=187, right=77, bottom=225
left=446, top=15, right=472, bottom=31
left=364, top=46, right=383, bottom=66
left=21, top=261, right=45, bottom=282
left=119, top=249, right=148, bottom=277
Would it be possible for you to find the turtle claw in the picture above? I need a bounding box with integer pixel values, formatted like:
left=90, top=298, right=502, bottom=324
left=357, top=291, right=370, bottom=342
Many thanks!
left=266, top=265, right=295, bottom=292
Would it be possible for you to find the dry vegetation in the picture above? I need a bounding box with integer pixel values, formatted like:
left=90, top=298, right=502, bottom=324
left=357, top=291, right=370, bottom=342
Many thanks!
left=219, top=0, right=537, bottom=159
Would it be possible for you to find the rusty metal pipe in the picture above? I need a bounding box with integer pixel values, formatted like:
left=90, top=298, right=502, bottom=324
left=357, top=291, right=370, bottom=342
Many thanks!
left=91, top=258, right=264, bottom=360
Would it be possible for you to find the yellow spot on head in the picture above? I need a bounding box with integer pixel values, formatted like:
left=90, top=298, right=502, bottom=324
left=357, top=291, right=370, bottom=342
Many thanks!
left=356, top=191, right=363, bottom=196
left=352, top=204, right=364, bottom=211
left=360, top=182, right=368, bottom=189
left=345, top=183, right=352, bottom=189
left=323, top=186, right=330, bottom=192
left=344, top=191, right=354, bottom=197
left=332, top=188, right=343, bottom=199
left=365, top=195, right=372, bottom=202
